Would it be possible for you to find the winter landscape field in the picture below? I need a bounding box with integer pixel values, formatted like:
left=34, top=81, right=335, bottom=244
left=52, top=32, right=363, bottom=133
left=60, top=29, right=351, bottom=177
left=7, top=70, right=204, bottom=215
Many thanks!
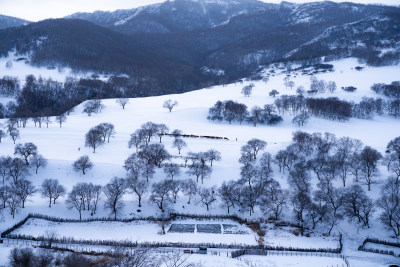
left=1, top=0, right=400, bottom=266
left=1, top=56, right=400, bottom=266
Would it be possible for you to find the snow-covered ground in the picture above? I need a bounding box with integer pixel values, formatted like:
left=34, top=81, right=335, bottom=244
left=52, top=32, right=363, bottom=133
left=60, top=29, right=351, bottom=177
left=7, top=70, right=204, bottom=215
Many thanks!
left=263, top=224, right=339, bottom=249
left=1, top=57, right=400, bottom=266
left=11, top=218, right=258, bottom=246
left=0, top=52, right=106, bottom=84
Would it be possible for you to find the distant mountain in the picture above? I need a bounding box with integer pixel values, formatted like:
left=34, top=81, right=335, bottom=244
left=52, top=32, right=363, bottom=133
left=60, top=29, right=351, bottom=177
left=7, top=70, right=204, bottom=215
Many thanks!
left=0, top=14, right=30, bottom=29
left=66, top=0, right=272, bottom=34
left=0, top=19, right=210, bottom=95
left=0, top=0, right=399, bottom=95
left=285, top=10, right=400, bottom=66
left=128, top=1, right=400, bottom=75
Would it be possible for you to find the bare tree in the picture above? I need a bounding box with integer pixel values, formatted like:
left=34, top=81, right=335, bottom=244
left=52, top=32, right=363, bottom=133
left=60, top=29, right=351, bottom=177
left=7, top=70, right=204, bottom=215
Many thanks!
left=63, top=253, right=91, bottom=267
left=199, top=187, right=216, bottom=211
left=241, top=85, right=252, bottom=97
left=387, top=136, right=400, bottom=166
left=157, top=123, right=169, bottom=143
left=360, top=146, right=382, bottom=191
left=167, top=180, right=183, bottom=203
left=377, top=177, right=400, bottom=236
left=9, top=248, right=36, bottom=266
left=283, top=76, right=291, bottom=89
left=269, top=89, right=279, bottom=98
left=239, top=185, right=260, bottom=216
left=186, top=163, right=211, bottom=184
left=66, top=184, right=85, bottom=220
left=7, top=194, right=20, bottom=219
left=8, top=158, right=29, bottom=184
left=0, top=129, right=6, bottom=143
left=123, top=248, right=160, bottom=267
left=171, top=129, right=183, bottom=138
left=40, top=179, right=66, bottom=207
left=335, top=137, right=362, bottom=187
left=128, top=130, right=146, bottom=152
left=296, top=86, right=305, bottom=96
left=349, top=153, right=363, bottom=182
left=95, top=123, right=116, bottom=143
left=11, top=178, right=36, bottom=208
left=291, top=191, right=311, bottom=232
left=140, top=143, right=171, bottom=168
left=116, top=98, right=130, bottom=109
left=0, top=185, right=10, bottom=208
left=260, top=180, right=288, bottom=220
left=288, top=81, right=295, bottom=90
left=14, top=142, right=38, bottom=165
left=9, top=128, right=20, bottom=144
left=73, top=155, right=93, bottom=175
left=343, top=184, right=374, bottom=227
left=163, top=163, right=181, bottom=180
left=83, top=100, right=104, bottom=116
left=0, top=156, right=12, bottom=184
left=163, top=99, right=178, bottom=112
left=85, top=127, right=104, bottom=153
left=182, top=179, right=198, bottom=204
left=206, top=149, right=221, bottom=166
left=292, top=111, right=311, bottom=127
left=172, top=138, right=186, bottom=155
left=91, top=184, right=102, bottom=214
left=327, top=81, right=337, bottom=93
left=30, top=154, right=48, bottom=174
left=104, top=177, right=127, bottom=220
left=162, top=251, right=194, bottom=267
left=55, top=114, right=67, bottom=128
left=150, top=180, right=172, bottom=212
left=124, top=153, right=142, bottom=179
left=140, top=122, right=159, bottom=144
left=126, top=177, right=148, bottom=208
left=263, top=104, right=276, bottom=115
left=218, top=181, right=236, bottom=214
left=44, top=116, right=52, bottom=128
left=246, top=139, right=267, bottom=160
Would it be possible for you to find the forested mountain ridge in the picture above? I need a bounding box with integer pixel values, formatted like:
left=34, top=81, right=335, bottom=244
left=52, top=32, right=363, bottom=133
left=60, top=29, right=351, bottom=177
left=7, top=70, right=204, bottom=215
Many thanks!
left=66, top=0, right=272, bottom=34
left=0, top=0, right=399, bottom=94
left=0, top=14, right=30, bottom=30
left=0, top=19, right=211, bottom=95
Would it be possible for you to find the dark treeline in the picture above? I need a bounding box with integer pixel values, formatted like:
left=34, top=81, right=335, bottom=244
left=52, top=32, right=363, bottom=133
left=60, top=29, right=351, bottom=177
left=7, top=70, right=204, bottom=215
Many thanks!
left=274, top=95, right=395, bottom=121
left=0, top=76, right=20, bottom=97
left=306, top=97, right=352, bottom=121
left=207, top=100, right=283, bottom=126
left=371, top=81, right=400, bottom=99
left=0, top=73, right=218, bottom=118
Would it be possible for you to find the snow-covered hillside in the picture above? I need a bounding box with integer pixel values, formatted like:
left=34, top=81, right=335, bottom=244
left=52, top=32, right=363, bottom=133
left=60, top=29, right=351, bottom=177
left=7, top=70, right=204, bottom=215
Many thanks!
left=0, top=52, right=104, bottom=84
left=0, top=58, right=400, bottom=266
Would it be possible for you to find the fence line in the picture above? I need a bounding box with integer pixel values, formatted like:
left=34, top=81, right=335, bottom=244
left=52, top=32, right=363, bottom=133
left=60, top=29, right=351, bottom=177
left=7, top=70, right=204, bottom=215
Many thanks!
left=232, top=249, right=350, bottom=267
left=2, top=238, right=351, bottom=267
left=358, top=237, right=400, bottom=258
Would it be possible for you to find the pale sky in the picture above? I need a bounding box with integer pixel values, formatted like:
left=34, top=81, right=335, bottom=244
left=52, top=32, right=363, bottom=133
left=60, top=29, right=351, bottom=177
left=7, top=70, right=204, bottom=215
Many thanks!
left=1, top=0, right=399, bottom=22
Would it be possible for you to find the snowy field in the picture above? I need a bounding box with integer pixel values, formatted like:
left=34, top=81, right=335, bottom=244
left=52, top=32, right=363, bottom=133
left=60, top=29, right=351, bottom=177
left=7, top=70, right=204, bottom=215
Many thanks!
left=238, top=254, right=346, bottom=267
left=263, top=224, right=339, bottom=249
left=0, top=51, right=105, bottom=83
left=10, top=218, right=258, bottom=245
left=1, top=57, right=400, bottom=266
left=364, top=242, right=400, bottom=256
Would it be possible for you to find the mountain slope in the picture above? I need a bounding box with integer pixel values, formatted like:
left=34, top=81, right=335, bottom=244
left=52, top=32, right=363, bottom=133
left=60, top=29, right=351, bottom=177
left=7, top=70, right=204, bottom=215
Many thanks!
left=0, top=14, right=30, bottom=29
left=66, top=0, right=272, bottom=34
left=286, top=10, right=400, bottom=65
left=0, top=19, right=212, bottom=95
left=1, top=0, right=399, bottom=88
left=129, top=1, right=399, bottom=75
